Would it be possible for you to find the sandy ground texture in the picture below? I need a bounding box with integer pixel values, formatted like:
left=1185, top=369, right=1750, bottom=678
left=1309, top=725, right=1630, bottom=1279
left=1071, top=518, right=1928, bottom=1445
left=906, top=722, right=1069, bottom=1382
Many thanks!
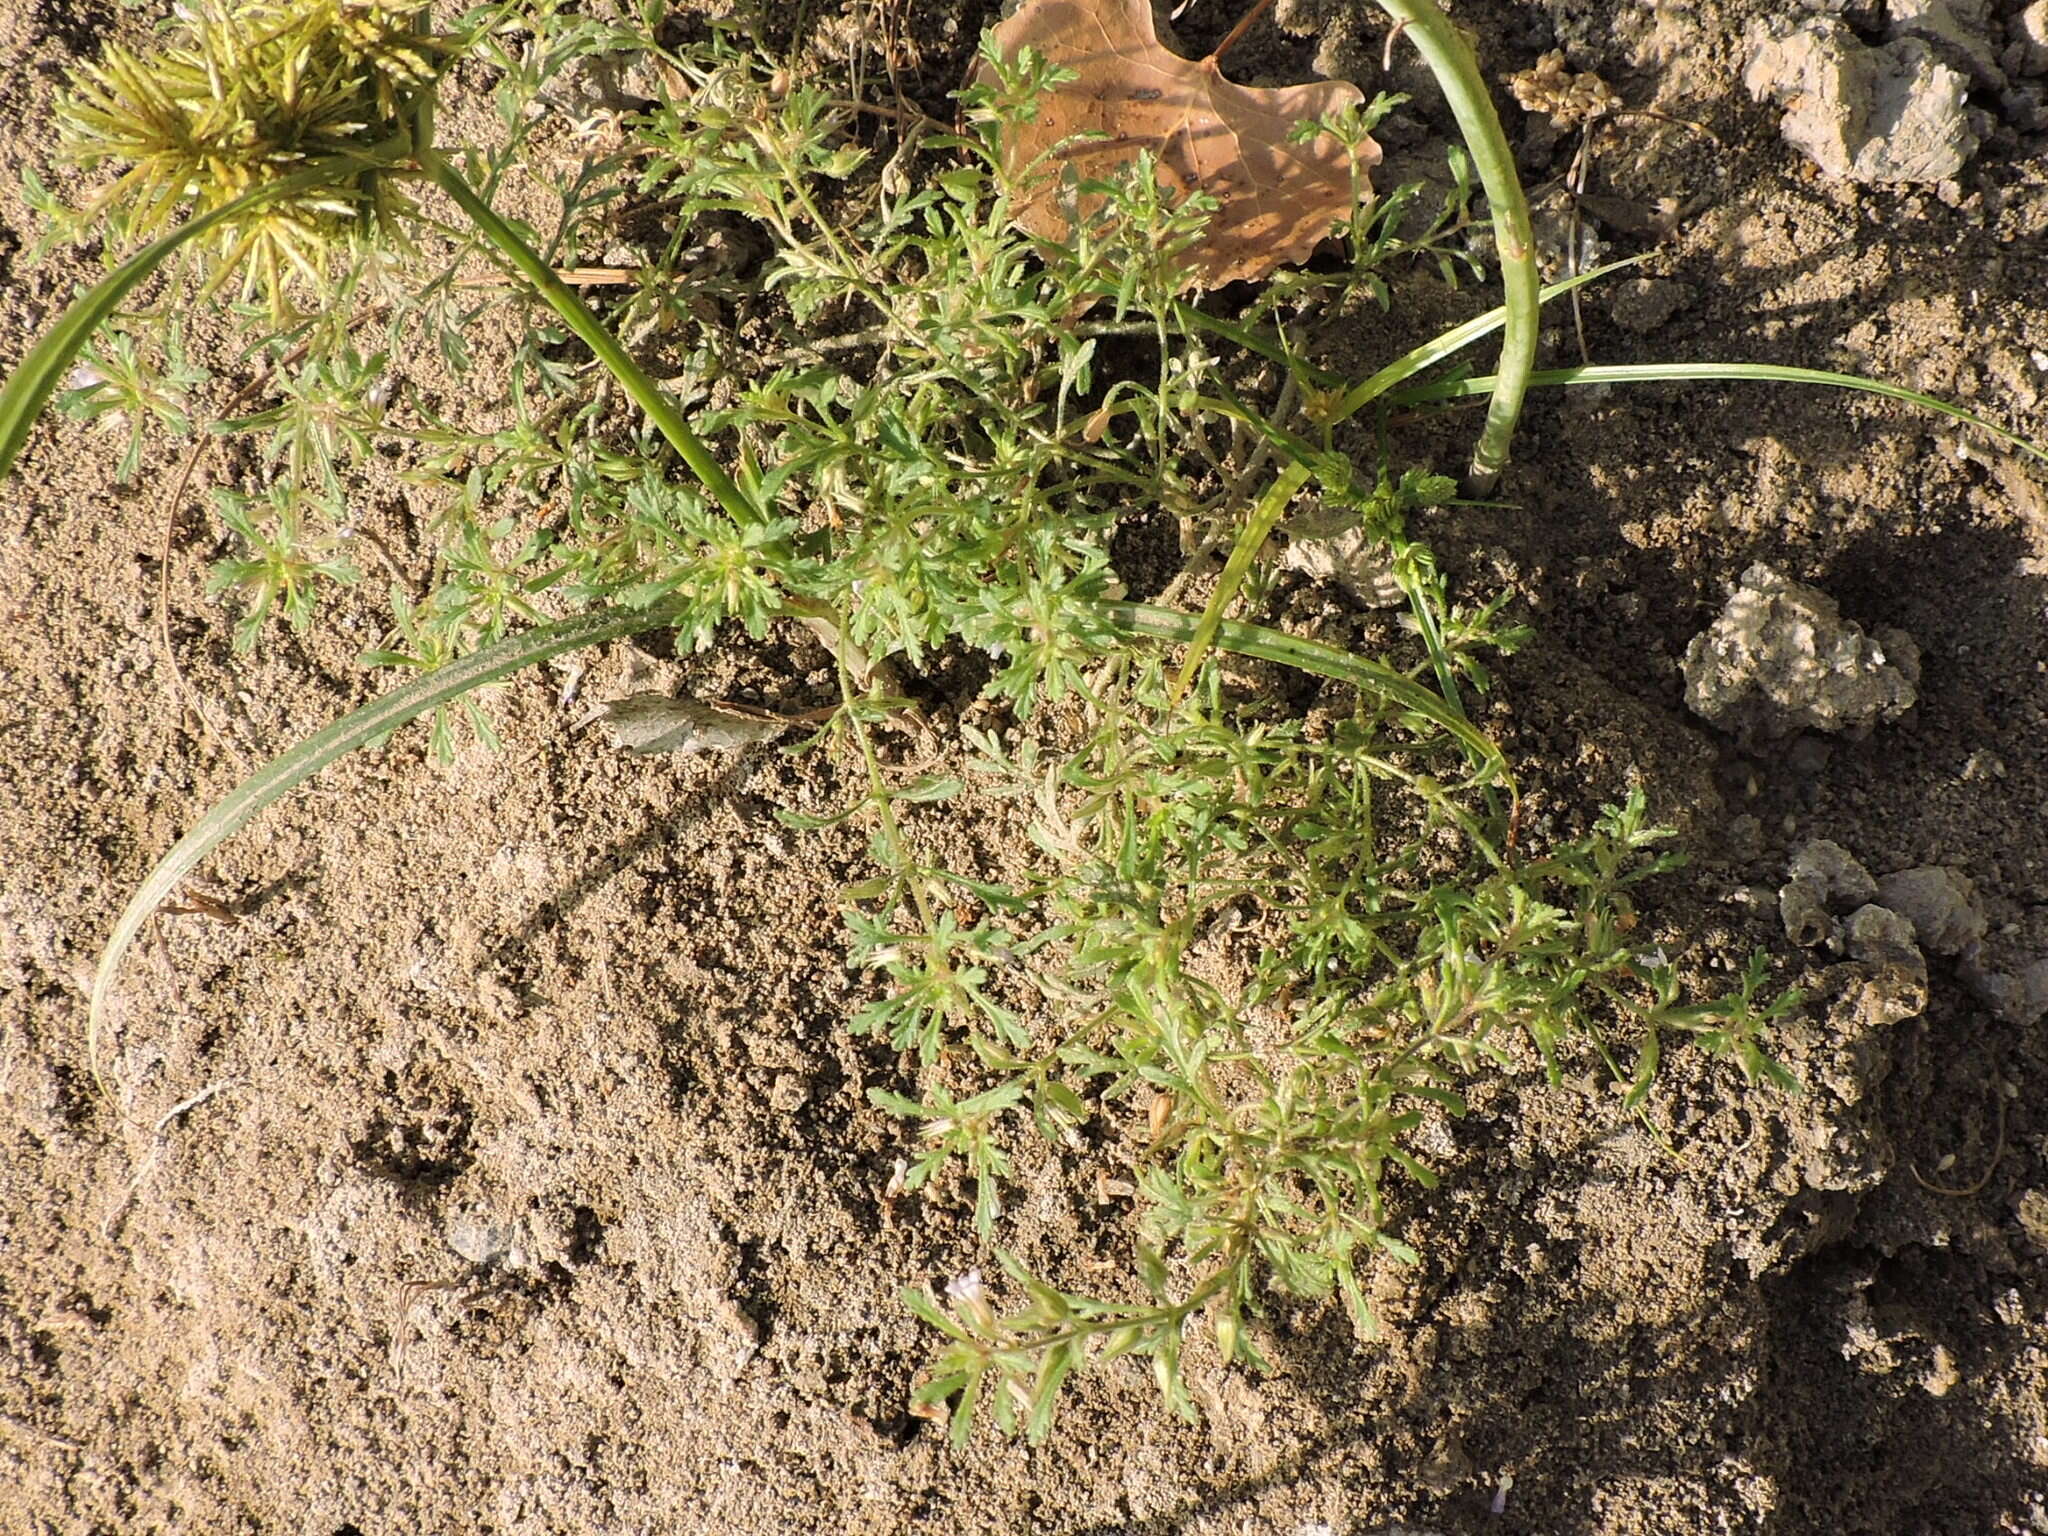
left=4, top=0, right=2048, bottom=1531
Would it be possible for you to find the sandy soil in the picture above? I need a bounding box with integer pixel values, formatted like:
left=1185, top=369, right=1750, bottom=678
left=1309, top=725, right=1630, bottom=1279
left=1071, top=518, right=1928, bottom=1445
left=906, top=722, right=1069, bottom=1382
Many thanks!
left=2, top=0, right=2047, bottom=1531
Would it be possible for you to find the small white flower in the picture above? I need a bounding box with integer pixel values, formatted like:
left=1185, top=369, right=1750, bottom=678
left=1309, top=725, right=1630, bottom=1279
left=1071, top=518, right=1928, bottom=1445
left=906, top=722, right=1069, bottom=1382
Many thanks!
left=1491, top=1471, right=1515, bottom=1514
left=945, top=1269, right=985, bottom=1305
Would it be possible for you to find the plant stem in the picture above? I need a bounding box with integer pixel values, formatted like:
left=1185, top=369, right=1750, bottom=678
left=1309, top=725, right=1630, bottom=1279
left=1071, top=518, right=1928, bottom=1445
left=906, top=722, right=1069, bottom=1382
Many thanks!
left=420, top=151, right=761, bottom=525
left=1210, top=0, right=1276, bottom=65
left=1368, top=0, right=1537, bottom=496
left=1390, top=361, right=2048, bottom=465
left=1097, top=600, right=1511, bottom=791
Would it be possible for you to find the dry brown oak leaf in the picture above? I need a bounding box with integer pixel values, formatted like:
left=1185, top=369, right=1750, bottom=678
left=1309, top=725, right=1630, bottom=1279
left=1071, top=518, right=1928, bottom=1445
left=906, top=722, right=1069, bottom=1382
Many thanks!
left=979, top=0, right=1378, bottom=289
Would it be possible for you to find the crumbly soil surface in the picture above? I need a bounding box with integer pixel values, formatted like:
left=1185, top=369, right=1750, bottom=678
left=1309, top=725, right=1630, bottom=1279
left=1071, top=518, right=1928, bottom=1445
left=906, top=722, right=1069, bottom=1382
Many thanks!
left=3, top=0, right=2047, bottom=1532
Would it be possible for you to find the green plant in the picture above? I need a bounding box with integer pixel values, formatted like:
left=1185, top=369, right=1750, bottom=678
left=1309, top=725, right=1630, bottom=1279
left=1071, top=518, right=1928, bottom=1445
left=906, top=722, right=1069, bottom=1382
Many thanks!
left=206, top=480, right=363, bottom=649
left=56, top=319, right=207, bottom=483
left=3, top=0, right=2036, bottom=1445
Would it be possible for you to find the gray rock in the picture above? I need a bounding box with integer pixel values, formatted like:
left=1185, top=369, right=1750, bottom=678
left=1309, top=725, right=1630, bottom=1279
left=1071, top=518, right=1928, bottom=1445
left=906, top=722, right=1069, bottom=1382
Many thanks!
left=1875, top=866, right=1988, bottom=955
left=1780, top=879, right=1833, bottom=947
left=2008, top=1, right=2048, bottom=77
left=1998, top=80, right=2048, bottom=131
left=2016, top=958, right=2048, bottom=1022
left=1957, top=953, right=2048, bottom=1025
left=1745, top=20, right=1980, bottom=182
left=1282, top=512, right=1405, bottom=607
left=1682, top=564, right=1920, bottom=743
left=1843, top=902, right=1920, bottom=967
left=1769, top=876, right=1835, bottom=950
left=1790, top=840, right=1881, bottom=906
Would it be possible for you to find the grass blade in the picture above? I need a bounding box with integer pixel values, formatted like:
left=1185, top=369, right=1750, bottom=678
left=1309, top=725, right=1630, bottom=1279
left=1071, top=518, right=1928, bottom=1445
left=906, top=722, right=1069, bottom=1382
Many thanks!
left=1098, top=600, right=1511, bottom=792
left=89, top=599, right=685, bottom=1084
left=1, top=184, right=280, bottom=479
left=1333, top=257, right=1646, bottom=424
left=1387, top=361, right=2048, bottom=464
left=1166, top=461, right=1311, bottom=702
left=421, top=152, right=761, bottom=523
left=1163, top=261, right=1646, bottom=699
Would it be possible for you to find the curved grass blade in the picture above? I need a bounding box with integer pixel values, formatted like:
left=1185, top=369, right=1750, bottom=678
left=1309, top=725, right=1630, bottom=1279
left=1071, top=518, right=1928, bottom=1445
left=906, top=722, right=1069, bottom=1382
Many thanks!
left=421, top=155, right=894, bottom=687
left=88, top=599, right=685, bottom=1084
left=1172, top=303, right=1343, bottom=390
left=1098, top=600, right=1511, bottom=794
left=1387, top=362, right=2048, bottom=465
left=1332, top=257, right=1647, bottom=425
left=1164, top=260, right=1646, bottom=701
left=0, top=180, right=299, bottom=479
left=1166, top=461, right=1312, bottom=702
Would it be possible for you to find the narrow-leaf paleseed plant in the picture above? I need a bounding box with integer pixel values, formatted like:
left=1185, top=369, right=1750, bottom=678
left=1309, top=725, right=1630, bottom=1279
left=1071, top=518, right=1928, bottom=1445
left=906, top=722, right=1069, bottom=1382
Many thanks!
left=3, top=0, right=2035, bottom=1443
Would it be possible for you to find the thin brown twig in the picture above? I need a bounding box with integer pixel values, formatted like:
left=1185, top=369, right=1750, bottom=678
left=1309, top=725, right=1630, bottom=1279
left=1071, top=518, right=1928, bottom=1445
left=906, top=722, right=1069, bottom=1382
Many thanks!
left=1382, top=17, right=1412, bottom=73
left=1210, top=0, right=1276, bottom=67
left=870, top=0, right=921, bottom=126
left=1566, top=126, right=1595, bottom=364
left=829, top=95, right=944, bottom=129
left=1909, top=1089, right=2009, bottom=1198
left=1590, top=105, right=1724, bottom=148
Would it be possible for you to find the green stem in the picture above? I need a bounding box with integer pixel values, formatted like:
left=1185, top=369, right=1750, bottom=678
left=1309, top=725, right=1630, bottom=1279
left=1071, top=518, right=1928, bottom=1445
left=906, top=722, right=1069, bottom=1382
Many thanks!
left=419, top=152, right=889, bottom=685
left=419, top=150, right=760, bottom=524
left=1369, top=0, right=1538, bottom=495
left=1097, top=600, right=1510, bottom=793
left=1165, top=461, right=1310, bottom=701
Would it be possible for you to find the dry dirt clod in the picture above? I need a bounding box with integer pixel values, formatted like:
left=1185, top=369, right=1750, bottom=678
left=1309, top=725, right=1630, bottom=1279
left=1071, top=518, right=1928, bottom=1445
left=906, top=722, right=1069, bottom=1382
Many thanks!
left=1842, top=902, right=1920, bottom=969
left=1607, top=277, right=1693, bottom=335
left=1784, top=952, right=1927, bottom=1198
left=1281, top=509, right=1404, bottom=606
left=1957, top=950, right=2048, bottom=1026
left=541, top=49, right=676, bottom=120
left=1890, top=0, right=2007, bottom=88
left=977, top=0, right=1377, bottom=289
left=1779, top=838, right=1880, bottom=947
left=2012, top=2, right=2048, bottom=76
left=1504, top=50, right=1622, bottom=130
left=1744, top=18, right=1980, bottom=183
left=444, top=1209, right=521, bottom=1268
left=1789, top=840, right=1880, bottom=908
left=1874, top=865, right=1988, bottom=957
left=1682, top=563, right=1920, bottom=745
left=2018, top=1189, right=2048, bottom=1252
